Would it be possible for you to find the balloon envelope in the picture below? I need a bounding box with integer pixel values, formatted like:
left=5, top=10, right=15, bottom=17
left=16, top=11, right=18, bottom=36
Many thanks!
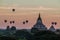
left=4, top=20, right=7, bottom=23
left=23, top=21, right=25, bottom=24
left=26, top=20, right=28, bottom=23
left=12, top=9, right=15, bottom=12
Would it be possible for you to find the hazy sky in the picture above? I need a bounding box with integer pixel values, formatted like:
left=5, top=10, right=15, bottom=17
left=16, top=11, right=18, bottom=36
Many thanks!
left=0, top=0, right=60, bottom=29
left=0, top=0, right=60, bottom=8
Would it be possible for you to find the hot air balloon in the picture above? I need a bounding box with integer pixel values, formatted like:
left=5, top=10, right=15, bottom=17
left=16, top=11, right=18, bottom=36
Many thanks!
left=10, top=21, right=12, bottom=24
left=23, top=21, right=25, bottom=24
left=55, top=22, right=57, bottom=25
left=26, top=20, right=28, bottom=23
left=12, top=21, right=15, bottom=24
left=52, top=22, right=54, bottom=25
left=4, top=20, right=7, bottom=23
left=12, top=9, right=15, bottom=12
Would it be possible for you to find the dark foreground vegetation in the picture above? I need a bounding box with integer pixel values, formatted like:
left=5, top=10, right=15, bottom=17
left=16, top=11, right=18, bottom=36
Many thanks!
left=0, top=30, right=60, bottom=40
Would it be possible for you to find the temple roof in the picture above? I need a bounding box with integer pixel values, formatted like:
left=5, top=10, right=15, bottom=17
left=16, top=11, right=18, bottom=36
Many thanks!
left=49, top=25, right=55, bottom=31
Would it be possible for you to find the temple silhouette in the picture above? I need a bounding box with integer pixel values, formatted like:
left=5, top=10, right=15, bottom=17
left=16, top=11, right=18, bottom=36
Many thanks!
left=31, top=13, right=47, bottom=30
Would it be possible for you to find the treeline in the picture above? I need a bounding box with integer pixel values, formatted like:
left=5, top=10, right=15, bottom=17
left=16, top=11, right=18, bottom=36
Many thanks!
left=0, top=30, right=60, bottom=40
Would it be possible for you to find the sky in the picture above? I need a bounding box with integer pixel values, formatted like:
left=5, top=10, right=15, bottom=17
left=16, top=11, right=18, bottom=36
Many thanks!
left=0, top=0, right=60, bottom=8
left=0, top=0, right=60, bottom=29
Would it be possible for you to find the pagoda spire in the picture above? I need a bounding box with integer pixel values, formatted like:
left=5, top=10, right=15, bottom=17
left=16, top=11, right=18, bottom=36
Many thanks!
left=38, top=13, right=40, bottom=19
left=37, top=13, right=42, bottom=22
